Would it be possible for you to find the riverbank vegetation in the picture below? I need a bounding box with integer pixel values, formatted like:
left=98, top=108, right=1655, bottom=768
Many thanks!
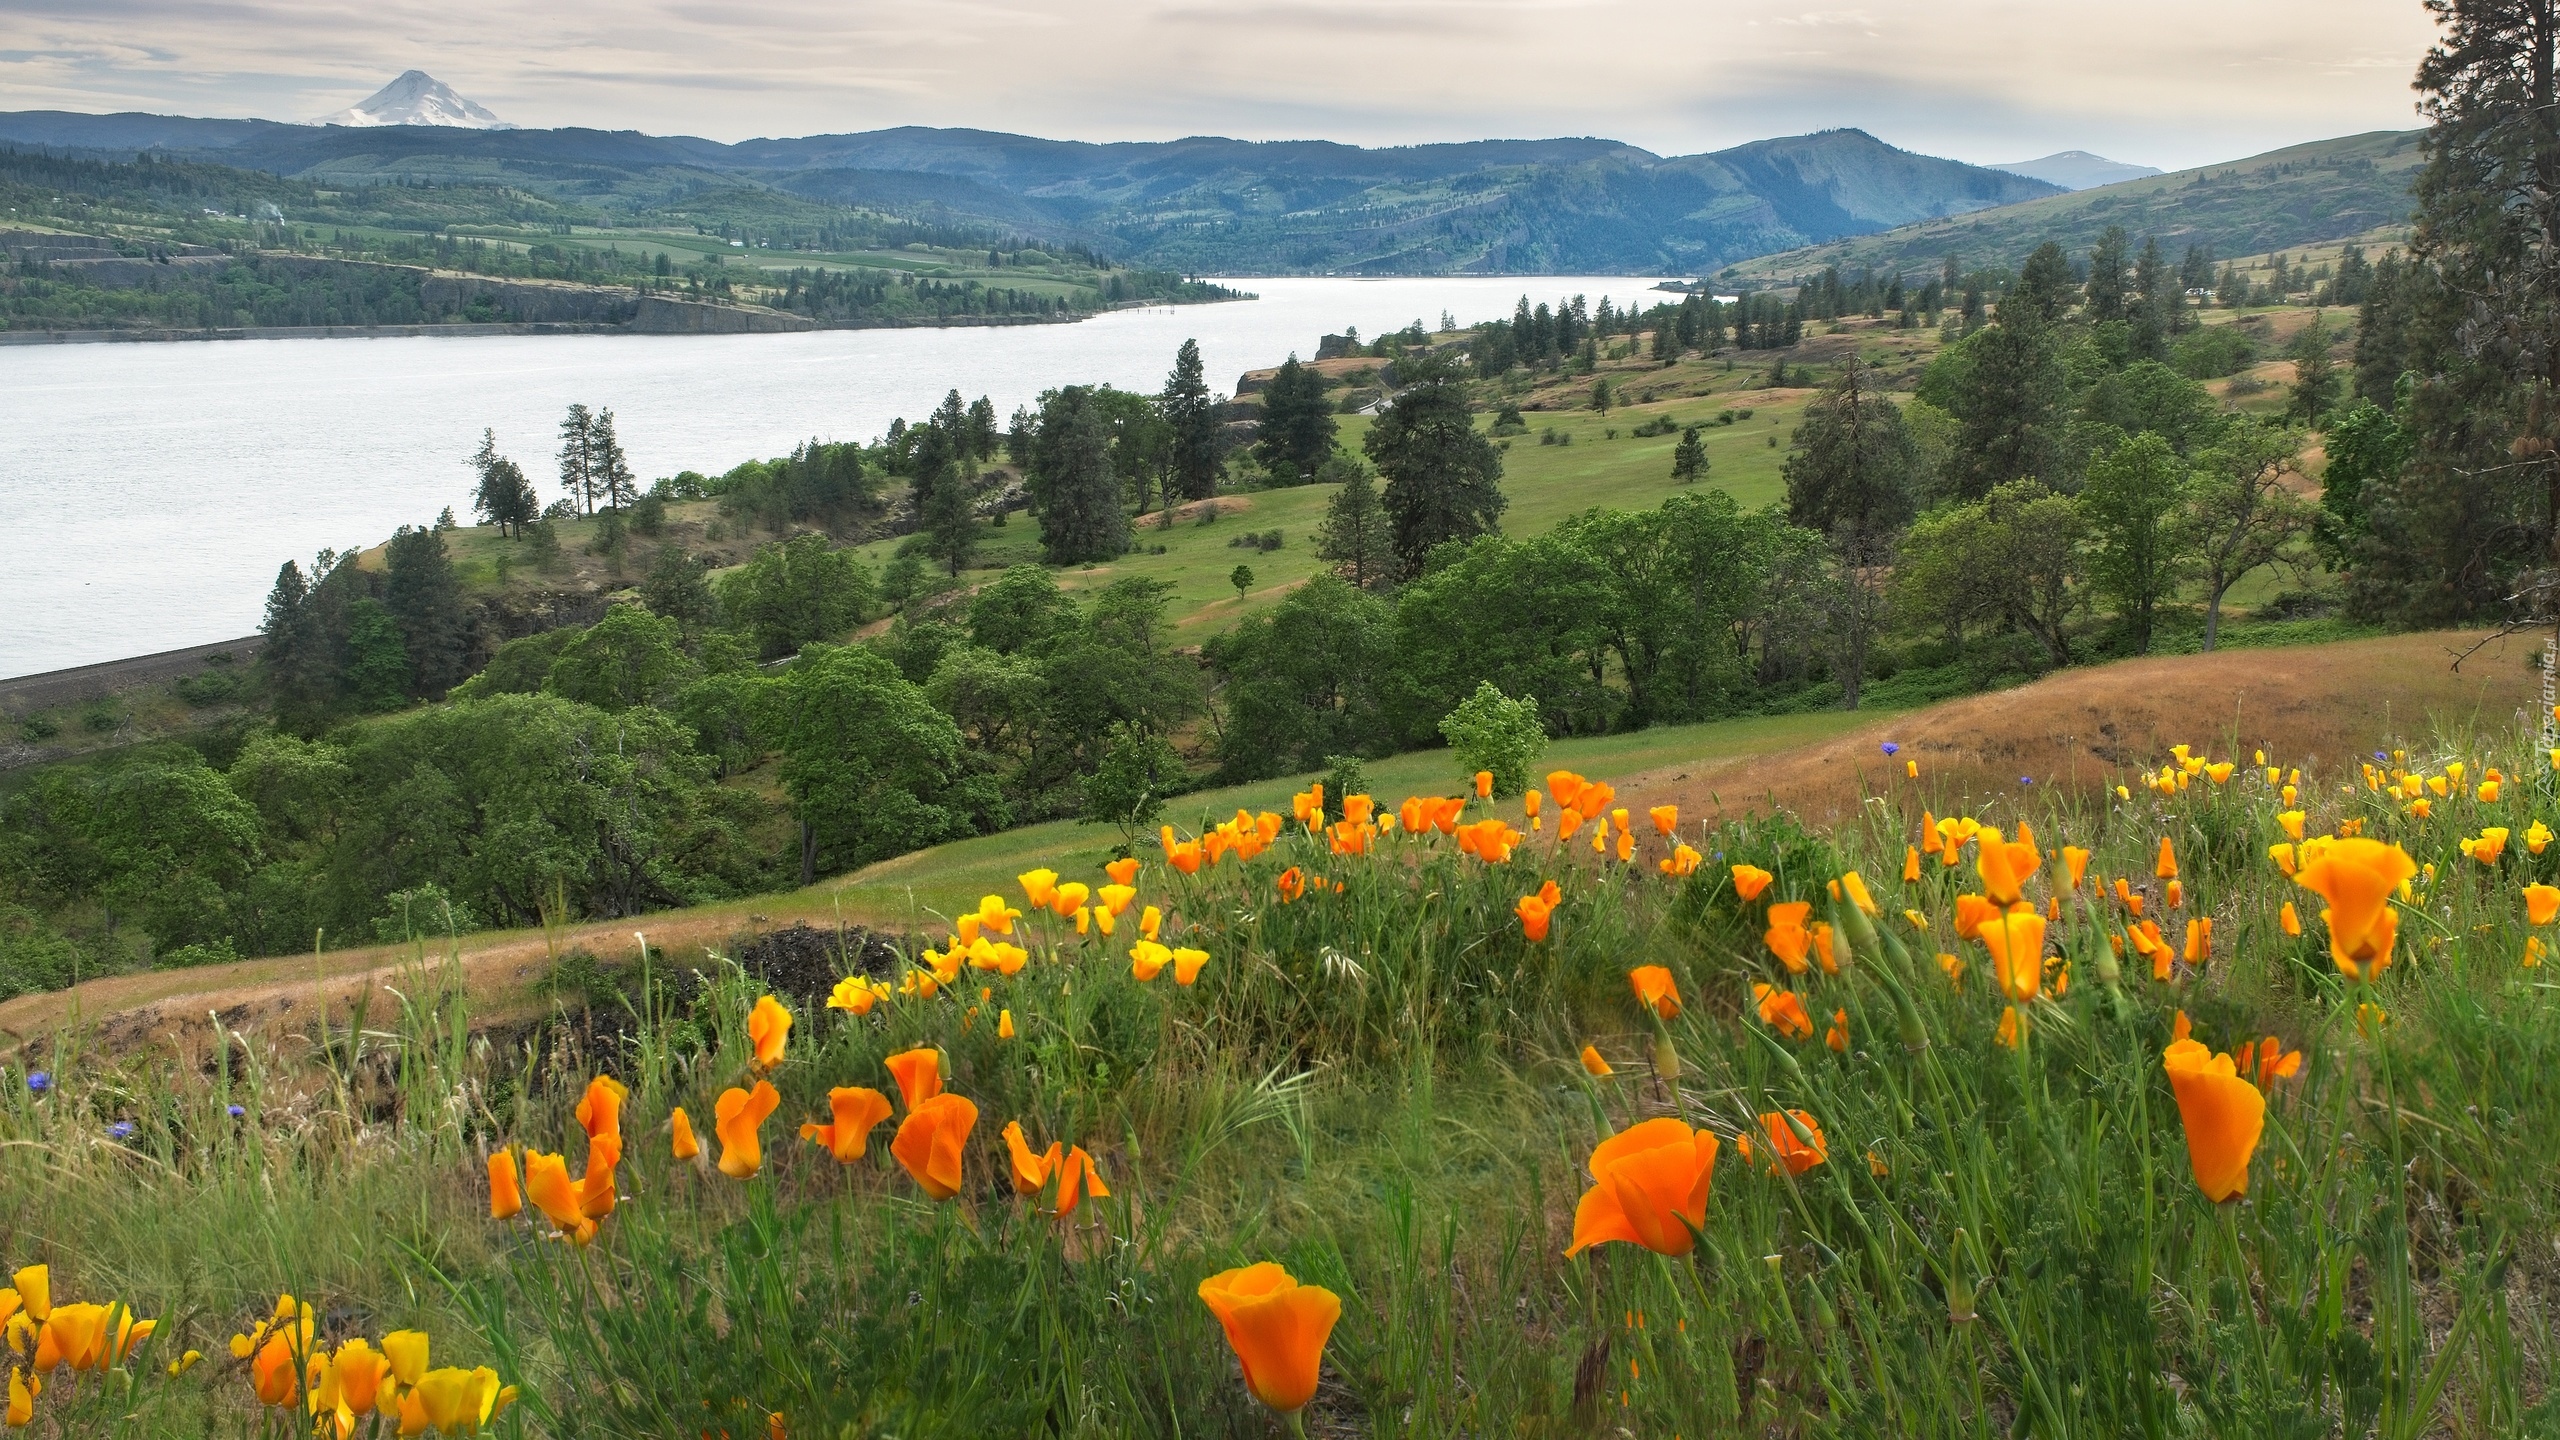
left=0, top=149, right=1235, bottom=334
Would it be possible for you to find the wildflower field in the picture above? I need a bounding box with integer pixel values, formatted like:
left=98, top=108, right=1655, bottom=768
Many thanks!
left=2, top=716, right=2557, bottom=1438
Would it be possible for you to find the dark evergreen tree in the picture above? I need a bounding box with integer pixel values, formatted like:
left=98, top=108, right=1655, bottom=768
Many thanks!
left=1671, top=426, right=1708, bottom=484
left=383, top=524, right=470, bottom=698
left=1255, top=357, right=1337, bottom=485
left=1161, top=338, right=1223, bottom=502
left=2085, top=226, right=2131, bottom=323
left=1313, top=459, right=1392, bottom=590
left=2129, top=236, right=2172, bottom=358
left=1948, top=300, right=2069, bottom=498
left=915, top=421, right=979, bottom=576
left=557, top=403, right=596, bottom=514
left=1031, top=387, right=1130, bottom=564
left=1782, top=360, right=1919, bottom=544
left=965, top=396, right=1000, bottom=461
left=470, top=429, right=538, bottom=537
left=1365, top=352, right=1506, bottom=578
left=257, top=560, right=335, bottom=733
left=2011, top=243, right=2076, bottom=324
left=592, top=407, right=637, bottom=512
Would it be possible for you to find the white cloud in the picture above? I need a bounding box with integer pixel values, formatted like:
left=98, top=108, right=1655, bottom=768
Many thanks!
left=0, top=0, right=2443, bottom=168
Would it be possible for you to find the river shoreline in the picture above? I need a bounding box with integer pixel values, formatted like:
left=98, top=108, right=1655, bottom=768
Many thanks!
left=0, top=298, right=1242, bottom=347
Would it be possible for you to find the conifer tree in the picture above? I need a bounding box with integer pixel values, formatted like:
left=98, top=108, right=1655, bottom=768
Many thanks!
left=1161, top=338, right=1223, bottom=502
left=1671, top=426, right=1708, bottom=484
left=557, top=404, right=596, bottom=514
left=1031, top=387, right=1130, bottom=564
left=470, top=429, right=538, bottom=537
left=1313, top=459, right=1392, bottom=589
left=592, top=408, right=637, bottom=512
left=2085, top=227, right=2131, bottom=323
left=384, top=524, right=469, bottom=698
left=258, top=560, right=335, bottom=733
left=1255, top=357, right=1337, bottom=485
left=1366, top=352, right=1505, bottom=577
left=914, top=422, right=979, bottom=576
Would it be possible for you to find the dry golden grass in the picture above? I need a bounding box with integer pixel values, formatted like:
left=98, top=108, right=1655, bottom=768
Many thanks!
left=1636, top=628, right=2542, bottom=832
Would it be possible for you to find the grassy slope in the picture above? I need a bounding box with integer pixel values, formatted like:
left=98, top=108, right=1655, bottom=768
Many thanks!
left=1724, top=130, right=2424, bottom=282
left=2, top=627, right=2533, bottom=1045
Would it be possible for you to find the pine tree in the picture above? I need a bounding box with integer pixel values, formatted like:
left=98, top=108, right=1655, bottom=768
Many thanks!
left=470, top=429, right=537, bottom=537
left=1161, top=338, right=1223, bottom=502
left=2085, top=227, right=2131, bottom=323
left=915, top=422, right=979, bottom=576
left=1782, top=359, right=1919, bottom=545
left=1671, top=426, right=1708, bottom=484
left=2129, top=236, right=2171, bottom=359
left=592, top=408, right=637, bottom=511
left=558, top=404, right=596, bottom=515
left=965, top=396, right=1000, bottom=461
left=1031, top=387, right=1130, bottom=564
left=1313, top=460, right=1391, bottom=589
left=257, top=560, right=334, bottom=733
left=1947, top=302, right=2067, bottom=500
left=383, top=524, right=470, bottom=697
left=1255, top=357, right=1337, bottom=485
left=1366, top=351, right=1506, bottom=577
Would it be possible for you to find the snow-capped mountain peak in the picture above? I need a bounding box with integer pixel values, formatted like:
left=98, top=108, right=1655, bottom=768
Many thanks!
left=312, top=71, right=511, bottom=129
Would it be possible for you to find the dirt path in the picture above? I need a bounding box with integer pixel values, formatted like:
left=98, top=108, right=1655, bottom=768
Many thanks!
left=7, top=629, right=2534, bottom=1055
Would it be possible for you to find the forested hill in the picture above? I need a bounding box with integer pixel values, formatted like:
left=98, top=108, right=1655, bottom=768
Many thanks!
left=0, top=110, right=2058, bottom=274
left=1724, top=130, right=2424, bottom=284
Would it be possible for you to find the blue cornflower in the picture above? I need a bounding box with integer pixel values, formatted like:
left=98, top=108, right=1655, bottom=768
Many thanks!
left=26, top=1072, right=49, bottom=1094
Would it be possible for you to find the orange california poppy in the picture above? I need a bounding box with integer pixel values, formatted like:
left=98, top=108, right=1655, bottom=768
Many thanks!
left=574, top=1077, right=628, bottom=1150
left=1759, top=1110, right=1828, bottom=1175
left=1565, top=1117, right=1720, bottom=1257
left=1580, top=1044, right=1613, bottom=1076
left=885, top=1048, right=944, bottom=1112
left=1731, top=865, right=1775, bottom=902
left=1751, top=982, right=1812, bottom=1041
left=488, top=1151, right=522, bottom=1220
left=2155, top=837, right=2179, bottom=880
left=577, top=1132, right=620, bottom=1219
left=1106, top=856, right=1141, bottom=887
left=714, top=1082, right=781, bottom=1179
left=1516, top=893, right=1554, bottom=942
left=1475, top=769, right=1495, bottom=799
left=1837, top=872, right=1878, bottom=915
left=671, top=1107, right=700, bottom=1161
left=2161, top=1039, right=2265, bottom=1202
left=1649, top=805, right=1678, bottom=836
left=891, top=1093, right=980, bottom=1200
left=1276, top=867, right=1307, bottom=903
left=1547, top=772, right=1587, bottom=811
left=2062, top=846, right=2089, bottom=890
left=1764, top=900, right=1814, bottom=973
left=1902, top=846, right=1922, bottom=883
left=1018, top=868, right=1059, bottom=910
left=1053, top=1146, right=1109, bottom=1218
left=522, top=1152, right=596, bottom=1246
left=2527, top=883, right=2560, bottom=926
left=1173, top=948, right=1210, bottom=985
left=1977, top=827, right=2041, bottom=906
left=2291, top=837, right=2418, bottom=981
left=800, top=1087, right=894, bottom=1164
left=747, top=995, right=792, bottom=1071
left=1003, top=1120, right=1060, bottom=1196
left=1197, top=1263, right=1342, bottom=1414
left=1977, top=906, right=2045, bottom=1003
left=1627, top=965, right=1681, bottom=1019
left=1825, top=1008, right=1849, bottom=1053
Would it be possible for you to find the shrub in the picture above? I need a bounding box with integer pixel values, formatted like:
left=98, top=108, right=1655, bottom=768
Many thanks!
left=1436, top=680, right=1545, bottom=797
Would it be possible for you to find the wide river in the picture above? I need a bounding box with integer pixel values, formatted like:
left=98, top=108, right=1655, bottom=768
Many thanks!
left=0, top=275, right=1669, bottom=677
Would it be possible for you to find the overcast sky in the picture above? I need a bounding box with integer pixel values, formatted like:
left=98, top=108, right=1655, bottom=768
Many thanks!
left=0, top=0, right=2442, bottom=169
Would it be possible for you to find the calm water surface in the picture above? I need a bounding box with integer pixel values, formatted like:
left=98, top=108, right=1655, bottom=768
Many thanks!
left=0, top=276, right=1669, bottom=676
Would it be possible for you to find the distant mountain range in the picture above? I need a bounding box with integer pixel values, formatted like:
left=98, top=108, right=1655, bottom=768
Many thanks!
left=312, top=71, right=510, bottom=130
left=0, top=98, right=2062, bottom=274
left=1993, top=151, right=2162, bottom=191
left=1725, top=129, right=2423, bottom=283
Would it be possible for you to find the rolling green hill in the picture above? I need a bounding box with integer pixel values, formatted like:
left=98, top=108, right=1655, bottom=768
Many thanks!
left=1722, top=130, right=2424, bottom=283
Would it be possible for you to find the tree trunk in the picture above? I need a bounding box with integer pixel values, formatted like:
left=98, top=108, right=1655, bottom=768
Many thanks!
left=799, top=820, right=818, bottom=888
left=2201, top=576, right=2226, bottom=653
